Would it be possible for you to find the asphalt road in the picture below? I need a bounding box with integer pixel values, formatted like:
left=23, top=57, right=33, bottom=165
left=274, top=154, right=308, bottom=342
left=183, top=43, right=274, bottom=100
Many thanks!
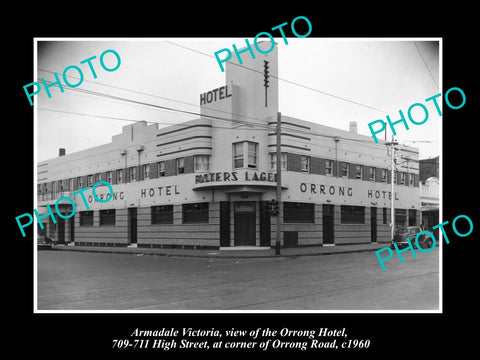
left=37, top=248, right=439, bottom=311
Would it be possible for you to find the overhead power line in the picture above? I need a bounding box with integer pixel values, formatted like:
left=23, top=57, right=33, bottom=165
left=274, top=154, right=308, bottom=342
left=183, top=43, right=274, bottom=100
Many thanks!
left=39, top=80, right=389, bottom=149
left=164, top=40, right=392, bottom=115
left=413, top=41, right=439, bottom=89
left=38, top=107, right=266, bottom=132
left=39, top=79, right=274, bottom=131
left=37, top=68, right=273, bottom=126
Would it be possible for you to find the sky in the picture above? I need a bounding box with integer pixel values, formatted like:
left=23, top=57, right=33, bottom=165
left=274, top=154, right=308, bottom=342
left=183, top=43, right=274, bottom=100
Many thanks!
left=35, top=38, right=440, bottom=163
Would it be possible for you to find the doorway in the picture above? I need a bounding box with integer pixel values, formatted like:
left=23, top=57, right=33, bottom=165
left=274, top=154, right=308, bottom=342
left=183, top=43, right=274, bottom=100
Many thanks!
left=234, top=202, right=256, bottom=246
left=371, top=207, right=377, bottom=243
left=322, top=204, right=334, bottom=245
left=57, top=218, right=65, bottom=245
left=128, top=207, right=137, bottom=244
left=69, top=216, right=75, bottom=244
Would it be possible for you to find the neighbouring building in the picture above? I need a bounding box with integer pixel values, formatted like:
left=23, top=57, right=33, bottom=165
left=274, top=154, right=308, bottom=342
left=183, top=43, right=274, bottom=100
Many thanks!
left=419, top=156, right=439, bottom=235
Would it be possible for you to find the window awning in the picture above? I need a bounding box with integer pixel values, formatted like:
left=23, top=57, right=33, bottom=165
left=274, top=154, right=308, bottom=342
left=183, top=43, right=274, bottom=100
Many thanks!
left=192, top=181, right=288, bottom=193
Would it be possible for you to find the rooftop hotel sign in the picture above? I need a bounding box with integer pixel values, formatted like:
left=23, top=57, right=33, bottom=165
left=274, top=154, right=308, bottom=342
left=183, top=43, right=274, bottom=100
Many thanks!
left=200, top=85, right=232, bottom=105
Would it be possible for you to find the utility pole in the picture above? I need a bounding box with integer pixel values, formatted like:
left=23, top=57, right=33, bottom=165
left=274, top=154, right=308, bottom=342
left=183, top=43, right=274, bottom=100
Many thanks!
left=275, top=112, right=282, bottom=255
left=264, top=61, right=269, bottom=107
left=386, top=136, right=398, bottom=241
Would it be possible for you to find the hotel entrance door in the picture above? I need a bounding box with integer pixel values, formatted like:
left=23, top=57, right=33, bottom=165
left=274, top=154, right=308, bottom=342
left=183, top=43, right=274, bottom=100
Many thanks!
left=234, top=202, right=256, bottom=246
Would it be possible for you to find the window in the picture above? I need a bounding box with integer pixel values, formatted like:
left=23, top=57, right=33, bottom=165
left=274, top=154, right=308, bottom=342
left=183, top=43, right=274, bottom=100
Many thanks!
left=394, top=170, right=398, bottom=184
left=233, top=141, right=258, bottom=169
left=99, top=209, right=115, bottom=226
left=116, top=169, right=124, bottom=184
left=409, top=173, right=415, bottom=186
left=106, top=171, right=112, bottom=184
left=129, top=166, right=137, bottom=182
left=151, top=205, right=174, bottom=224
left=395, top=209, right=407, bottom=228
left=369, top=167, right=376, bottom=181
left=341, top=163, right=349, bottom=178
left=381, top=169, right=387, bottom=183
left=301, top=156, right=310, bottom=172
left=383, top=207, right=387, bottom=224
left=408, top=209, right=417, bottom=226
left=325, top=160, right=333, bottom=176
left=247, top=142, right=257, bottom=168
left=233, top=142, right=244, bottom=168
left=400, top=172, right=406, bottom=185
left=283, top=202, right=314, bottom=223
left=356, top=165, right=363, bottom=180
left=79, top=211, right=94, bottom=226
left=77, top=176, right=82, bottom=188
left=177, top=158, right=185, bottom=174
left=158, top=161, right=165, bottom=177
left=94, top=173, right=101, bottom=183
left=69, top=178, right=74, bottom=191
left=341, top=205, right=365, bottom=224
left=270, top=153, right=287, bottom=171
left=87, top=175, right=93, bottom=187
left=56, top=181, right=61, bottom=196
left=183, top=202, right=209, bottom=223
left=142, top=164, right=150, bottom=180
left=194, top=155, right=210, bottom=172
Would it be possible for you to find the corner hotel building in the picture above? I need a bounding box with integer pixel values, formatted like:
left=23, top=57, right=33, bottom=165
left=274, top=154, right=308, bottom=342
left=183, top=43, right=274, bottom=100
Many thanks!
left=36, top=44, right=420, bottom=249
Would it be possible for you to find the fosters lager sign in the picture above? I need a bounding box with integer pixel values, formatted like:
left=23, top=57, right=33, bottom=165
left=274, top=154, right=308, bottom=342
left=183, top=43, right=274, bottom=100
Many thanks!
left=195, top=171, right=277, bottom=184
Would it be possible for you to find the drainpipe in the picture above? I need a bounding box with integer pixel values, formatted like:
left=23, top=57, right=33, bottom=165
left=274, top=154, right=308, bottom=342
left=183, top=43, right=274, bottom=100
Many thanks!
left=334, top=137, right=340, bottom=178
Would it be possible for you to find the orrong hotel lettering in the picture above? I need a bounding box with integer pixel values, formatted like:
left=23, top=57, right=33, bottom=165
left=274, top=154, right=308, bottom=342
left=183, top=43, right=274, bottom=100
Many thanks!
left=367, top=189, right=399, bottom=200
left=300, top=183, right=353, bottom=197
left=141, top=185, right=180, bottom=198
left=87, top=191, right=124, bottom=203
left=300, top=182, right=399, bottom=200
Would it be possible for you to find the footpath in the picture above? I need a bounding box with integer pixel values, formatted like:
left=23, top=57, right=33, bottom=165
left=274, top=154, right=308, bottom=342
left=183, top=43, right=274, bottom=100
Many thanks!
left=49, top=243, right=387, bottom=259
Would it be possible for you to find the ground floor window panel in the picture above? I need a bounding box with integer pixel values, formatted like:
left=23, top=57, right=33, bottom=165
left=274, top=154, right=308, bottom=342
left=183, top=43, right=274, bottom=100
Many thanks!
left=340, top=205, right=365, bottom=224
left=283, top=202, right=314, bottom=223
left=182, top=202, right=209, bottom=223
left=99, top=209, right=116, bottom=226
left=151, top=205, right=174, bottom=224
left=79, top=211, right=94, bottom=226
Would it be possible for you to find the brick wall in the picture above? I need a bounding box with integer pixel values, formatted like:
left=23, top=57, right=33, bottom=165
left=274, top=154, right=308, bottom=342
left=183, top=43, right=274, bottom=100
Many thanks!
left=268, top=204, right=392, bottom=246
left=137, top=203, right=220, bottom=248
left=74, top=208, right=128, bottom=246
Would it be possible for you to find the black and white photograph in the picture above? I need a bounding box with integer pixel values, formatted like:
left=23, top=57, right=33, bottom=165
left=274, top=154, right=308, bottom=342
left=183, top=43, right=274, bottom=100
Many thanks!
left=8, top=8, right=478, bottom=357
left=33, top=37, right=441, bottom=312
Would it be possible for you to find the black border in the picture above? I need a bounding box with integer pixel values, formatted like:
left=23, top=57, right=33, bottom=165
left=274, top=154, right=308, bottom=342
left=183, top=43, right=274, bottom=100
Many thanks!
left=9, top=6, right=478, bottom=356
